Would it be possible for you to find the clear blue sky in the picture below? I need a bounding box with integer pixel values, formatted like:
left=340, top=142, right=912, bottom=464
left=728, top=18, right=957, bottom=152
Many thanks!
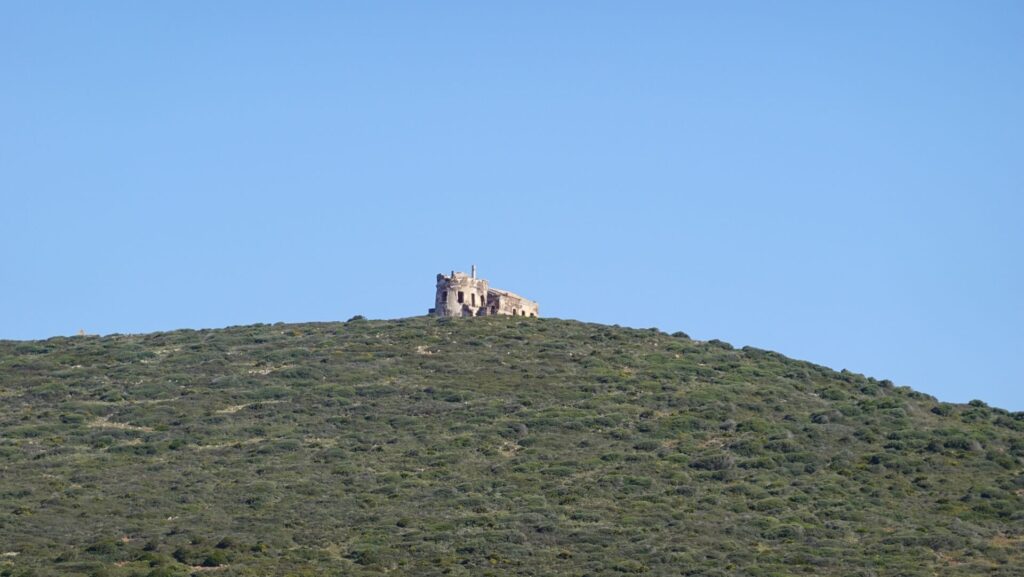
left=2, top=2, right=1021, bottom=410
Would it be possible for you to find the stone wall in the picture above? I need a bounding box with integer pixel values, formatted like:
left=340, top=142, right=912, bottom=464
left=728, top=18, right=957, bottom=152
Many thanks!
left=431, top=271, right=490, bottom=317
left=430, top=268, right=539, bottom=318
left=486, top=289, right=539, bottom=318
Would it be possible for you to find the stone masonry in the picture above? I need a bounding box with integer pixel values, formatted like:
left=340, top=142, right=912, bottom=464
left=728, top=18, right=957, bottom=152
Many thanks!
left=429, top=266, right=539, bottom=318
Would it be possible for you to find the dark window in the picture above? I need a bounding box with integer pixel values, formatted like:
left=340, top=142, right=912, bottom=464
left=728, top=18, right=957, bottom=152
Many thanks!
left=471, top=293, right=476, bottom=306
left=458, top=291, right=464, bottom=303
left=441, top=291, right=447, bottom=301
left=512, top=308, right=517, bottom=316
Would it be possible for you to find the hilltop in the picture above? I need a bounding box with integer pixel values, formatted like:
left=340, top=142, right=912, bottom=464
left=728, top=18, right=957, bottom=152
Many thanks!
left=1, top=317, right=1022, bottom=576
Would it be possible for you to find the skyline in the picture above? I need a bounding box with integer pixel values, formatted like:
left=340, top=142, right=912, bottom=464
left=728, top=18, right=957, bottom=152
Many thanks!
left=1, top=2, right=1022, bottom=410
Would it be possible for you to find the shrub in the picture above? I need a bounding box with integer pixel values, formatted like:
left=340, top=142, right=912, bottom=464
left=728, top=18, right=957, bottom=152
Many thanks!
left=146, top=566, right=188, bottom=577
left=633, top=441, right=660, bottom=452
left=690, top=453, right=735, bottom=471
left=762, top=524, right=804, bottom=540
left=201, top=550, right=228, bottom=567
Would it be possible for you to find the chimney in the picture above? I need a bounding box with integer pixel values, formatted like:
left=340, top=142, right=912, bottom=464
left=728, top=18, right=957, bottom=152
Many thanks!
left=471, top=264, right=477, bottom=279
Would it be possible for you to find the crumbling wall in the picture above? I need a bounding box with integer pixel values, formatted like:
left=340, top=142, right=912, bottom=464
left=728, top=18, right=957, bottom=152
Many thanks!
left=487, top=289, right=539, bottom=318
left=431, top=272, right=489, bottom=317
left=430, top=268, right=539, bottom=318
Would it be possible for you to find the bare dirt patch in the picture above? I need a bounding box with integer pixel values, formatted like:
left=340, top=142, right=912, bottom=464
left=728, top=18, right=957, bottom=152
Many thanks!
left=216, top=400, right=285, bottom=414
left=89, top=416, right=153, bottom=433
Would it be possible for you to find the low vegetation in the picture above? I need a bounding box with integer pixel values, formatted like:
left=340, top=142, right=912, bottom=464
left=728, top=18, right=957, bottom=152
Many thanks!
left=1, top=316, right=1022, bottom=576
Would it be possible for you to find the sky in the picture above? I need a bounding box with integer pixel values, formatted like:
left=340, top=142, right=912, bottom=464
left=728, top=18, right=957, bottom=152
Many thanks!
left=1, top=2, right=1021, bottom=410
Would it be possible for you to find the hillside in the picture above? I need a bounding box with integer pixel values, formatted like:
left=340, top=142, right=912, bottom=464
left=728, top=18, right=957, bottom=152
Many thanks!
left=1, top=316, right=1022, bottom=577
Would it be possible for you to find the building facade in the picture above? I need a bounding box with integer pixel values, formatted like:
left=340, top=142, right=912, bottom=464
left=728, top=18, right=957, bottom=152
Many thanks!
left=429, top=266, right=539, bottom=318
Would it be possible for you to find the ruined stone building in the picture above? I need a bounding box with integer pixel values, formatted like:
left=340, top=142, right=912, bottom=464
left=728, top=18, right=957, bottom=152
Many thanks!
left=429, top=266, right=539, bottom=318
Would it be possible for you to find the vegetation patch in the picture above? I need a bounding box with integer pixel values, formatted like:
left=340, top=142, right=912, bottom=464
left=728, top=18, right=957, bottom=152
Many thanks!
left=0, top=317, right=1022, bottom=576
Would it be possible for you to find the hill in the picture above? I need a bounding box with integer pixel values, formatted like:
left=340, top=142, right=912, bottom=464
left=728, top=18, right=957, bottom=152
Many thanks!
left=1, top=316, right=1022, bottom=577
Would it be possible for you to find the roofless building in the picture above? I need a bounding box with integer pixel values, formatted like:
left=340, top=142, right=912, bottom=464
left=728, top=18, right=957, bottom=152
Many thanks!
left=429, top=266, right=539, bottom=318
